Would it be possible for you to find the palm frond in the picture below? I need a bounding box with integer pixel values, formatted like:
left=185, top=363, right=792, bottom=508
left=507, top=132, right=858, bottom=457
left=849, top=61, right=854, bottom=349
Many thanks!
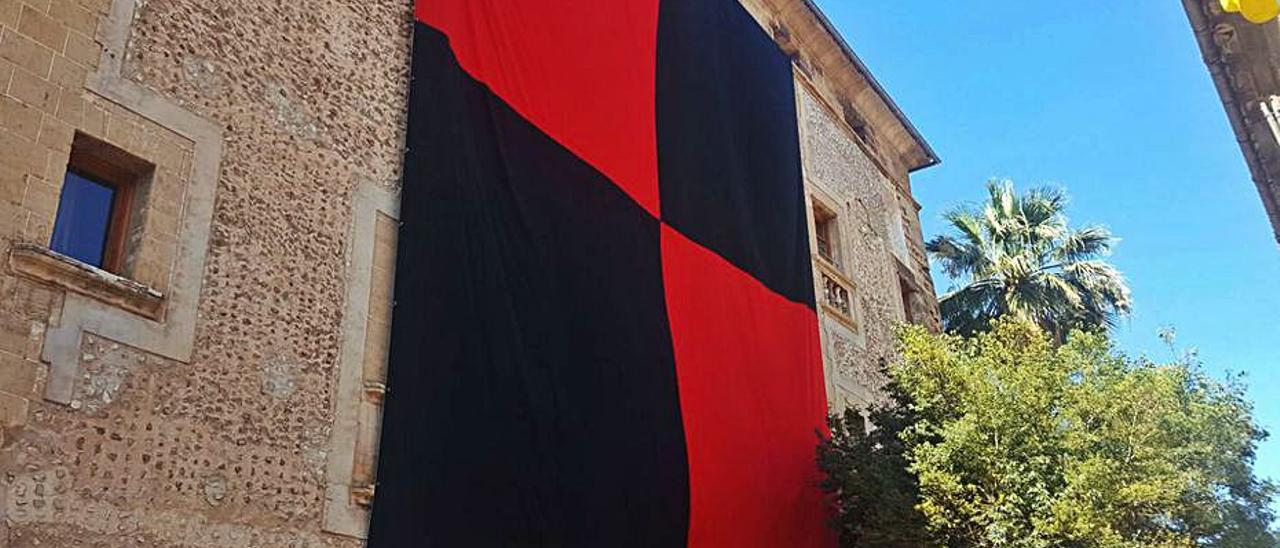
left=1036, top=272, right=1084, bottom=310
left=938, top=280, right=1003, bottom=336
left=1056, top=225, right=1115, bottom=263
left=987, top=180, right=1018, bottom=221
left=927, top=235, right=986, bottom=279
left=1021, top=186, right=1068, bottom=225
left=942, top=209, right=988, bottom=249
left=1061, top=260, right=1133, bottom=333
left=929, top=180, right=1132, bottom=338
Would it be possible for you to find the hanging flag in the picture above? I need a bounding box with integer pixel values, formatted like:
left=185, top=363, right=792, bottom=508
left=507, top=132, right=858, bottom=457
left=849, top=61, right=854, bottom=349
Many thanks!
left=366, top=0, right=833, bottom=547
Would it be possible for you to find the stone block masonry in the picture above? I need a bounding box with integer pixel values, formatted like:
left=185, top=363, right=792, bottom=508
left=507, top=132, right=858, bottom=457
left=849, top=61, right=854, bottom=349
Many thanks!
left=1, top=0, right=408, bottom=545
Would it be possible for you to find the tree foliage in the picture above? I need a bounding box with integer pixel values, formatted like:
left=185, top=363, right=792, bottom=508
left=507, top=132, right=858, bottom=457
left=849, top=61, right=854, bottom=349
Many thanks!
left=819, top=370, right=936, bottom=547
left=926, top=180, right=1132, bottom=339
left=819, top=321, right=1278, bottom=547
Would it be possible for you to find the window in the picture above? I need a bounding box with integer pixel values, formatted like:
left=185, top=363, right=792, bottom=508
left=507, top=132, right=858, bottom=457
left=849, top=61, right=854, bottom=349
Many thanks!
left=899, top=276, right=915, bottom=322
left=50, top=172, right=123, bottom=269
left=49, top=133, right=151, bottom=273
left=813, top=202, right=839, bottom=265
left=899, top=273, right=927, bottom=326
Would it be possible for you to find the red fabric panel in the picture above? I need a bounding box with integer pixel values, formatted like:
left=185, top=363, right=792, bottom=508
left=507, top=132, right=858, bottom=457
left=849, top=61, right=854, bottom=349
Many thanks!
left=661, top=225, right=833, bottom=548
left=414, top=0, right=661, bottom=216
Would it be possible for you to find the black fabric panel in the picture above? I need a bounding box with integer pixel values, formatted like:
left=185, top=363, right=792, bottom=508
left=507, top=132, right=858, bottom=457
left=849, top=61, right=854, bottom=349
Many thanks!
left=367, top=24, right=689, bottom=548
left=656, top=0, right=814, bottom=308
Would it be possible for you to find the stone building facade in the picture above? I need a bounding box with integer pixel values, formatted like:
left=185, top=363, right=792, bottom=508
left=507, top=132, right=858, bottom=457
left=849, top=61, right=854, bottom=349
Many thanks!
left=1185, top=0, right=1280, bottom=245
left=0, top=0, right=937, bottom=545
left=742, top=0, right=941, bottom=411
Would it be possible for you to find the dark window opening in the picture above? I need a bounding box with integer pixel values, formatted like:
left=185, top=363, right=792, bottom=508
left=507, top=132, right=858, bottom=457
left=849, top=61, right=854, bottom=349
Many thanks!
left=814, top=203, right=838, bottom=265
left=900, top=275, right=920, bottom=325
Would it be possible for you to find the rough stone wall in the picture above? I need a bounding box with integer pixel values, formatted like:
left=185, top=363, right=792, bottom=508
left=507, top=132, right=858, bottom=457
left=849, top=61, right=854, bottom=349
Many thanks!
left=1, top=0, right=411, bottom=545
left=798, top=86, right=938, bottom=411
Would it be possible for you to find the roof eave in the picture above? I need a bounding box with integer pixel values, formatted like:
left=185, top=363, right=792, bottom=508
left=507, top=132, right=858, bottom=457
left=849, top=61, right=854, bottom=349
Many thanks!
left=798, top=0, right=941, bottom=172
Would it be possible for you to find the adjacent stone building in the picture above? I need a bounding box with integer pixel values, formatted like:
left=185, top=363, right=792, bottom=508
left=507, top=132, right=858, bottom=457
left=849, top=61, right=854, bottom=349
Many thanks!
left=1185, top=0, right=1280, bottom=245
left=0, top=0, right=938, bottom=544
left=741, top=0, right=941, bottom=411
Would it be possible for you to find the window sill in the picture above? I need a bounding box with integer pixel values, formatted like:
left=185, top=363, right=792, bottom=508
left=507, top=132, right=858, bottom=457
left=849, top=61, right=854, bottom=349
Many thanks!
left=8, top=243, right=165, bottom=321
left=813, top=252, right=847, bottom=276
left=814, top=255, right=857, bottom=289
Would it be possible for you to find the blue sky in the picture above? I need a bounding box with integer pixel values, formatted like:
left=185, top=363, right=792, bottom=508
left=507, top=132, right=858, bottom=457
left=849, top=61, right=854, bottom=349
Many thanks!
left=814, top=1, right=1280, bottom=492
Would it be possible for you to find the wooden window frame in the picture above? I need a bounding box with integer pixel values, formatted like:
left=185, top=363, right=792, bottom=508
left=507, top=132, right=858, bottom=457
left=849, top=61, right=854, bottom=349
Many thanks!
left=814, top=203, right=834, bottom=265
left=62, top=132, right=154, bottom=274
left=812, top=199, right=840, bottom=267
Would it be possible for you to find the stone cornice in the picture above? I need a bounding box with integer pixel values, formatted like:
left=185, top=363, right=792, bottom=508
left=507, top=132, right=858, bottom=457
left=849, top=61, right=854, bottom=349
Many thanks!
left=742, top=0, right=940, bottom=180
left=1184, top=0, right=1280, bottom=245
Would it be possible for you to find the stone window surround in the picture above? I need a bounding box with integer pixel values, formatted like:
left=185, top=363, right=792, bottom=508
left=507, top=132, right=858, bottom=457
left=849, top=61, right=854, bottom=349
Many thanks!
left=13, top=118, right=191, bottom=319
left=811, top=197, right=840, bottom=266
left=804, top=183, right=861, bottom=330
left=894, top=255, right=932, bottom=327
left=9, top=242, right=164, bottom=320
left=322, top=182, right=399, bottom=539
left=30, top=0, right=224, bottom=406
left=56, top=131, right=154, bottom=273
left=11, top=126, right=173, bottom=320
left=807, top=189, right=845, bottom=271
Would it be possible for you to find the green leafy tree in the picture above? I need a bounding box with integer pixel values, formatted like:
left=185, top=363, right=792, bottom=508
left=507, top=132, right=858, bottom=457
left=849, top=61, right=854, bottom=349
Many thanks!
left=926, top=180, right=1132, bottom=339
left=822, top=321, right=1277, bottom=547
left=819, top=367, right=937, bottom=547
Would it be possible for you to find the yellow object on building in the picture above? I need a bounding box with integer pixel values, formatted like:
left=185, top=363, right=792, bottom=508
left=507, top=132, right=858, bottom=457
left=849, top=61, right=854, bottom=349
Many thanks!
left=1188, top=0, right=1280, bottom=243
left=1222, top=0, right=1242, bottom=12
left=1239, top=0, right=1280, bottom=23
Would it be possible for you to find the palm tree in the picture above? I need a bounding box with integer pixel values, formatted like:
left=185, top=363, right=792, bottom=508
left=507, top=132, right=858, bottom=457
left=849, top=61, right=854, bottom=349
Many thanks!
left=926, top=180, right=1132, bottom=339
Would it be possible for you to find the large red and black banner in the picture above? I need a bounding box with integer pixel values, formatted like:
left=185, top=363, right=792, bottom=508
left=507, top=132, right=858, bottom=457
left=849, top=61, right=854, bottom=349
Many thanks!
left=369, top=1, right=830, bottom=546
